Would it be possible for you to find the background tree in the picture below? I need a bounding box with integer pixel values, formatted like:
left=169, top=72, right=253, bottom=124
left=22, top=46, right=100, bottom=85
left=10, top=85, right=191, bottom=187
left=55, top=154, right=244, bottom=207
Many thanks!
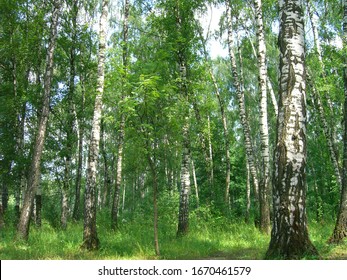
left=16, top=0, right=61, bottom=241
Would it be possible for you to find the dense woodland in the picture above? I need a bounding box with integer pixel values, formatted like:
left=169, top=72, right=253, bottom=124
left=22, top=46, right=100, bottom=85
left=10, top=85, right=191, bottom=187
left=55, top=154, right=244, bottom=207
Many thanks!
left=1, top=0, right=347, bottom=260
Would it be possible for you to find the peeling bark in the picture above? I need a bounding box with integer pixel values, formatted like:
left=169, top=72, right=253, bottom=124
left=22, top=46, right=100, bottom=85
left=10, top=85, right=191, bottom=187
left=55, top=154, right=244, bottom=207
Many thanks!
left=266, top=0, right=318, bottom=259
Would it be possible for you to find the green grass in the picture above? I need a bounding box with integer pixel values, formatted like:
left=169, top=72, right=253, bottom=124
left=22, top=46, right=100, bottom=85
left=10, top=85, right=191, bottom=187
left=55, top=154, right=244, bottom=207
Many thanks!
left=1, top=210, right=346, bottom=260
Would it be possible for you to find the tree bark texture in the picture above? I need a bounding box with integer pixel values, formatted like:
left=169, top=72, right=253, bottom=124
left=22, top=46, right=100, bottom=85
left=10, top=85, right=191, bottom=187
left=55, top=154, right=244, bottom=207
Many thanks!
left=266, top=0, right=318, bottom=259
left=16, top=0, right=60, bottom=241
left=177, top=120, right=191, bottom=237
left=226, top=0, right=259, bottom=210
left=176, top=0, right=191, bottom=237
left=82, top=0, right=108, bottom=250
left=254, top=0, right=271, bottom=234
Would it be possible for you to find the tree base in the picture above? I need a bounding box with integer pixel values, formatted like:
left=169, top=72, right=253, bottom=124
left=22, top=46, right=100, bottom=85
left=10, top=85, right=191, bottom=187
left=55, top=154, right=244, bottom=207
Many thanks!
left=265, top=238, right=319, bottom=259
left=328, top=213, right=347, bottom=244
left=81, top=237, right=100, bottom=251
left=328, top=229, right=347, bottom=244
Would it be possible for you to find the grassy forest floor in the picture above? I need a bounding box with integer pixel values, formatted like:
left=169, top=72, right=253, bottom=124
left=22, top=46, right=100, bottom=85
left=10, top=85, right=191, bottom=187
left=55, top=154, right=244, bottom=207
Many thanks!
left=1, top=208, right=347, bottom=260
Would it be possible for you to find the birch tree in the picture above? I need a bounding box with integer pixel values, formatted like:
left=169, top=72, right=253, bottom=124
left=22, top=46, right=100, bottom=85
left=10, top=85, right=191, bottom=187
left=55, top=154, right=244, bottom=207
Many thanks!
left=254, top=0, right=271, bottom=234
left=82, top=0, right=108, bottom=250
left=16, top=0, right=61, bottom=241
left=266, top=0, right=318, bottom=259
left=226, top=0, right=259, bottom=210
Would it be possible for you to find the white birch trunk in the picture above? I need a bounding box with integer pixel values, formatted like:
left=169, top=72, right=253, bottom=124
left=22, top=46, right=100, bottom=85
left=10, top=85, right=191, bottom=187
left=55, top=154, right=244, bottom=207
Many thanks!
left=266, top=0, right=317, bottom=259
left=226, top=1, right=259, bottom=205
left=254, top=0, right=271, bottom=234
left=82, top=0, right=108, bottom=250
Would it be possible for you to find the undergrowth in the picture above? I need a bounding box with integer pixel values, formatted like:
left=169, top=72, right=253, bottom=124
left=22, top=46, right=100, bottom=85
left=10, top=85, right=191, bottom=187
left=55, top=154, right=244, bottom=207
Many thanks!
left=0, top=205, right=346, bottom=260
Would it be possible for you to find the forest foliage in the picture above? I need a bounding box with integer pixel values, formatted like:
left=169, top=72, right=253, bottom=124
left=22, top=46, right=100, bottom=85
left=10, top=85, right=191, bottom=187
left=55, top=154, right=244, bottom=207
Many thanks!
left=1, top=0, right=347, bottom=259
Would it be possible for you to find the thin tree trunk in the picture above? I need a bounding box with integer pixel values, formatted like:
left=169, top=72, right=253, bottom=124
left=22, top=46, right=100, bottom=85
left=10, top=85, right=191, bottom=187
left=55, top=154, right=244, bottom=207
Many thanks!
left=15, top=102, right=27, bottom=222
left=226, top=0, right=259, bottom=210
left=61, top=158, right=70, bottom=230
left=35, top=184, right=42, bottom=227
left=177, top=120, right=191, bottom=237
left=191, top=159, right=199, bottom=208
left=16, top=0, right=60, bottom=241
left=82, top=0, right=108, bottom=250
left=245, top=161, right=251, bottom=223
left=191, top=99, right=213, bottom=192
left=247, top=32, right=278, bottom=117
left=266, top=0, right=318, bottom=259
left=111, top=0, right=129, bottom=230
left=176, top=0, right=191, bottom=237
left=254, top=0, right=271, bottom=234
left=147, top=154, right=160, bottom=256
left=122, top=183, right=126, bottom=212
left=329, top=0, right=347, bottom=243
left=62, top=1, right=78, bottom=227
left=72, top=76, right=85, bottom=221
left=111, top=117, right=125, bottom=230
left=101, top=120, right=110, bottom=208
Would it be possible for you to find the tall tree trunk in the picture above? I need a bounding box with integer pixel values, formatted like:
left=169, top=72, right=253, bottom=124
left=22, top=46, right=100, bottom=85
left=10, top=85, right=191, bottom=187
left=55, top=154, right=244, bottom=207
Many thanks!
left=226, top=0, right=259, bottom=212
left=246, top=32, right=278, bottom=116
left=16, top=0, right=60, bottom=241
left=15, top=102, right=27, bottom=222
left=111, top=0, right=129, bottom=230
left=329, top=0, right=347, bottom=243
left=111, top=117, right=125, bottom=230
left=72, top=76, right=85, bottom=221
left=61, top=0, right=78, bottom=229
left=266, top=0, right=318, bottom=259
left=35, top=184, right=42, bottom=227
left=147, top=154, right=160, bottom=256
left=82, top=0, right=108, bottom=250
left=175, top=0, right=191, bottom=237
left=254, top=0, right=271, bottom=234
left=61, top=158, right=70, bottom=230
left=177, top=120, right=191, bottom=237
left=100, top=120, right=110, bottom=208
left=245, top=161, right=251, bottom=223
